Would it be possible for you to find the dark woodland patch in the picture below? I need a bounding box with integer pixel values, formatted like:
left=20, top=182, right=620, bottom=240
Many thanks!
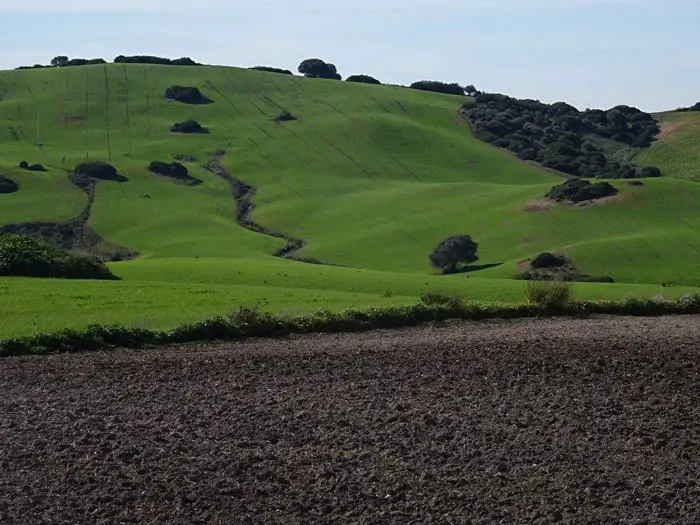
left=250, top=66, right=293, bottom=75
left=148, top=161, right=202, bottom=186
left=462, top=93, right=662, bottom=179
left=170, top=120, right=209, bottom=134
left=164, top=86, right=212, bottom=105
left=546, top=179, right=618, bottom=203
left=0, top=175, right=19, bottom=194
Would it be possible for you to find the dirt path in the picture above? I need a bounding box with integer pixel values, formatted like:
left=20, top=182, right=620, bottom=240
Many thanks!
left=1, top=316, right=698, bottom=524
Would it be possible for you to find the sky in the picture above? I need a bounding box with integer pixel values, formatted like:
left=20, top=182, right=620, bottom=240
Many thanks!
left=0, top=0, right=699, bottom=112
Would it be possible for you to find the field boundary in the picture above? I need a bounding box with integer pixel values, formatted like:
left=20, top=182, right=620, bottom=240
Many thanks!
left=2, top=295, right=699, bottom=357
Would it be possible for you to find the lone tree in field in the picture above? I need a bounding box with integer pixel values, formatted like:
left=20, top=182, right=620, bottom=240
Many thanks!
left=429, top=235, right=479, bottom=274
left=298, top=58, right=342, bottom=80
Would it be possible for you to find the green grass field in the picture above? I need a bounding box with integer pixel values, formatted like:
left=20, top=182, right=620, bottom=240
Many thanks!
left=1, top=64, right=698, bottom=337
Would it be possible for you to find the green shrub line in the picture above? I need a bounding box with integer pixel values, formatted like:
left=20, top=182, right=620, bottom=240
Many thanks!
left=2, top=292, right=699, bottom=357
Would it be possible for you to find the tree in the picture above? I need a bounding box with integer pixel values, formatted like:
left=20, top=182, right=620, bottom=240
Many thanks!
left=464, top=84, right=478, bottom=96
left=429, top=235, right=479, bottom=274
left=346, top=74, right=381, bottom=85
left=51, top=56, right=69, bottom=67
left=298, top=58, right=342, bottom=80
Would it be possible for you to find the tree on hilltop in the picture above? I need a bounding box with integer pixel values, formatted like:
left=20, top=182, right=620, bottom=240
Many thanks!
left=51, top=56, right=69, bottom=67
left=298, top=58, right=342, bottom=80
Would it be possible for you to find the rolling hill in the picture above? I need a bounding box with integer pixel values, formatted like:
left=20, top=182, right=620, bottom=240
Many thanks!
left=0, top=63, right=698, bottom=336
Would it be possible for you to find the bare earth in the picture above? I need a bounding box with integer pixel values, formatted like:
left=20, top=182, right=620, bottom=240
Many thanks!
left=1, top=316, right=699, bottom=524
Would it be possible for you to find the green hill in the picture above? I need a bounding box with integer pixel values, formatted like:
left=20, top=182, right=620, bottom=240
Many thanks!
left=0, top=63, right=698, bottom=336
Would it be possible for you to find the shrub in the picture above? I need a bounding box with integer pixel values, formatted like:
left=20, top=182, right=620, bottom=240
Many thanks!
left=546, top=179, right=618, bottom=203
left=250, top=66, right=293, bottom=75
left=429, top=235, right=479, bottom=274
left=148, top=160, right=201, bottom=185
left=18, top=161, right=29, bottom=169
left=531, top=252, right=569, bottom=269
left=0, top=235, right=117, bottom=280
left=298, top=58, right=342, bottom=80
left=27, top=163, right=46, bottom=172
left=640, top=166, right=662, bottom=178
left=164, top=86, right=212, bottom=104
left=273, top=110, right=297, bottom=122
left=74, top=161, right=119, bottom=180
left=346, top=74, right=381, bottom=85
left=410, top=81, right=465, bottom=96
left=170, top=120, right=209, bottom=133
left=0, top=175, right=19, bottom=194
left=525, top=280, right=572, bottom=309
left=420, top=290, right=464, bottom=309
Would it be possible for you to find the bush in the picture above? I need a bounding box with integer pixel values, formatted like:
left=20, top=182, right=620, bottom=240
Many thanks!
left=531, top=252, right=568, bottom=269
left=298, top=58, right=342, bottom=80
left=640, top=166, right=662, bottom=178
left=18, top=161, right=29, bottom=169
left=429, top=235, right=479, bottom=274
left=420, top=290, right=464, bottom=309
left=546, top=179, right=618, bottom=203
left=170, top=120, right=209, bottom=134
left=27, top=163, right=46, bottom=172
left=0, top=175, right=19, bottom=194
left=0, top=235, right=118, bottom=280
left=346, top=74, right=381, bottom=85
left=164, top=86, right=212, bottom=104
left=148, top=161, right=201, bottom=185
left=410, top=81, right=465, bottom=96
left=273, top=110, right=297, bottom=122
left=250, top=66, right=293, bottom=75
left=525, top=280, right=572, bottom=309
left=74, top=161, right=119, bottom=180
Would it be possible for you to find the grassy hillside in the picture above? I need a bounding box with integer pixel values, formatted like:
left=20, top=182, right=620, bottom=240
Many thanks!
left=0, top=63, right=698, bottom=336
left=637, top=111, right=700, bottom=182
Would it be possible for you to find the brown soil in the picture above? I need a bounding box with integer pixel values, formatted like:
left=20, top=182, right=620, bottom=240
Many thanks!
left=1, top=316, right=698, bottom=524
left=524, top=198, right=556, bottom=212
left=657, top=120, right=681, bottom=141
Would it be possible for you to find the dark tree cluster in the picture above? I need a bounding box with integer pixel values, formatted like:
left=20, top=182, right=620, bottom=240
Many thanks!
left=74, top=161, right=123, bottom=181
left=298, top=59, right=342, bottom=80
left=19, top=161, right=46, bottom=172
left=520, top=251, right=614, bottom=283
left=429, top=235, right=479, bottom=274
left=170, top=120, right=209, bottom=134
left=164, top=86, right=212, bottom=104
left=273, top=111, right=297, bottom=122
left=250, top=66, right=293, bottom=75
left=0, top=175, right=19, bottom=194
left=463, top=93, right=662, bottom=179
left=410, top=81, right=466, bottom=96
left=0, top=234, right=117, bottom=280
left=546, top=178, right=618, bottom=203
left=677, top=102, right=700, bottom=112
left=114, top=55, right=199, bottom=66
left=148, top=161, right=202, bottom=185
left=17, top=56, right=106, bottom=70
left=346, top=75, right=381, bottom=85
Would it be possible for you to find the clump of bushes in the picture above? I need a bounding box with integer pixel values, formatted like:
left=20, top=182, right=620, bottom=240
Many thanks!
left=19, top=161, right=46, bottom=172
left=0, top=175, right=19, bottom=194
left=346, top=75, right=381, bottom=85
left=250, top=66, right=293, bottom=75
left=520, top=251, right=614, bottom=283
left=640, top=166, right=662, bottom=178
left=546, top=179, right=618, bottom=203
left=273, top=111, right=297, bottom=122
left=170, top=120, right=209, bottom=134
left=148, top=161, right=202, bottom=185
left=410, top=81, right=465, bottom=96
left=525, top=280, right=572, bottom=309
left=463, top=93, right=660, bottom=178
left=164, top=86, right=212, bottom=104
left=74, top=161, right=121, bottom=181
left=0, top=234, right=117, bottom=280
left=115, top=55, right=199, bottom=66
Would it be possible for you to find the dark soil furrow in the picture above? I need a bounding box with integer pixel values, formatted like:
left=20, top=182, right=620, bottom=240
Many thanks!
left=0, top=316, right=698, bottom=524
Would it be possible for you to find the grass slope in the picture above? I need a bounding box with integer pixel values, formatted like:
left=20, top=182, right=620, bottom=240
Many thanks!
left=637, top=111, right=700, bottom=182
left=0, top=64, right=698, bottom=337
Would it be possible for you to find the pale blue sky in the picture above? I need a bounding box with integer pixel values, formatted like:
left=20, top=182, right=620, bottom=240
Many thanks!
left=1, top=0, right=698, bottom=111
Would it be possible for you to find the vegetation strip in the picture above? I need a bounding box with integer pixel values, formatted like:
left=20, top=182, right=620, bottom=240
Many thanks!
left=2, top=291, right=699, bottom=357
left=202, top=151, right=312, bottom=261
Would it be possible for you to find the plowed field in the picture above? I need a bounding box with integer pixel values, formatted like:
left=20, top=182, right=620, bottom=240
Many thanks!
left=1, top=316, right=699, bottom=524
